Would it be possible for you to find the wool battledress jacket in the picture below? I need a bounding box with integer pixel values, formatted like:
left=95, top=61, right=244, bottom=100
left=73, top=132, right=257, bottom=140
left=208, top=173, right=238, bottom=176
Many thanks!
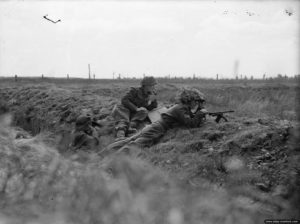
left=121, top=87, right=157, bottom=112
left=132, top=103, right=205, bottom=147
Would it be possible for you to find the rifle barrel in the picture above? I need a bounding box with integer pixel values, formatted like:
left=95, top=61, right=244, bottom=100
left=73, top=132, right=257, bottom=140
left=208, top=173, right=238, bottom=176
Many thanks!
left=208, top=110, right=234, bottom=114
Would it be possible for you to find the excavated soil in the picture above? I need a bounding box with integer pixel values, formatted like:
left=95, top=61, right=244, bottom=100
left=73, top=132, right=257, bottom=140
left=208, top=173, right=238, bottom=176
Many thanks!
left=0, top=81, right=299, bottom=224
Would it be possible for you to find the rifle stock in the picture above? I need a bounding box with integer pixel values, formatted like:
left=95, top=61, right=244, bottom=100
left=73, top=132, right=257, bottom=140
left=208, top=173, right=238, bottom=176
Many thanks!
left=206, top=110, right=234, bottom=123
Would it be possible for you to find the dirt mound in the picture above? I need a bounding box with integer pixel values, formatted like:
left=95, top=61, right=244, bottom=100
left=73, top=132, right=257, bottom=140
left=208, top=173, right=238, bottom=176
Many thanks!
left=0, top=82, right=299, bottom=223
left=0, top=85, right=117, bottom=135
left=1, top=116, right=286, bottom=224
left=145, top=118, right=296, bottom=186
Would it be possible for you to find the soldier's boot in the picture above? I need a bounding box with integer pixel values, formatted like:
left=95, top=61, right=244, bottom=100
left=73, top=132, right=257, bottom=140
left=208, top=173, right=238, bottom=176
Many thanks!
left=127, top=121, right=138, bottom=135
left=130, top=120, right=139, bottom=129
left=115, top=129, right=126, bottom=141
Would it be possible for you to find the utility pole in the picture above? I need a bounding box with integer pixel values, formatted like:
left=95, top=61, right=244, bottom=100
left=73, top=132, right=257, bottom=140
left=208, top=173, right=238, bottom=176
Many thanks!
left=88, top=64, right=91, bottom=80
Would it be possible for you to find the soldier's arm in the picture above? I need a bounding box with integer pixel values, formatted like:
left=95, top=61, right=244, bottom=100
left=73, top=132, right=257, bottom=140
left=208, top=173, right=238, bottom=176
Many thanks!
left=176, top=107, right=205, bottom=128
left=146, top=99, right=158, bottom=111
left=121, top=88, right=138, bottom=112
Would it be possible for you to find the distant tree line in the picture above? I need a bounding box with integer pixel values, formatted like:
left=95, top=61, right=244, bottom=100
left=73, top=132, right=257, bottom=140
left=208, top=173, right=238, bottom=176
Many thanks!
left=4, top=73, right=300, bottom=84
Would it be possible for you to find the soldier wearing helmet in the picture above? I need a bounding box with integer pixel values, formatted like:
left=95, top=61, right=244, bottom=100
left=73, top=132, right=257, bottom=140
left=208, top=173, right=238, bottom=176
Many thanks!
left=71, top=115, right=100, bottom=150
left=108, top=87, right=207, bottom=152
left=112, top=76, right=158, bottom=140
left=177, top=88, right=206, bottom=114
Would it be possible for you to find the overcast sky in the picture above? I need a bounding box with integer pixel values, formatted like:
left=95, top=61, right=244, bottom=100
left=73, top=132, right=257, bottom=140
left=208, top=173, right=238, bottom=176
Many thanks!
left=0, top=0, right=299, bottom=79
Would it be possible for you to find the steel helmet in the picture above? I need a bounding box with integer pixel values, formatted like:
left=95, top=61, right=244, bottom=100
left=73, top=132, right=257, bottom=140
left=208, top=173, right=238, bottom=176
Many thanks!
left=141, top=76, right=157, bottom=86
left=75, top=115, right=92, bottom=127
left=176, top=88, right=205, bottom=104
left=191, top=88, right=205, bottom=102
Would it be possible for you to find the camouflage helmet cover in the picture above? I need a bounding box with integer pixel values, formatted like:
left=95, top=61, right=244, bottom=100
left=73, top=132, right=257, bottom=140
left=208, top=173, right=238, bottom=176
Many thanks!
left=176, top=88, right=205, bottom=104
left=75, top=115, right=92, bottom=127
left=191, top=89, right=205, bottom=102
left=141, top=76, right=157, bottom=86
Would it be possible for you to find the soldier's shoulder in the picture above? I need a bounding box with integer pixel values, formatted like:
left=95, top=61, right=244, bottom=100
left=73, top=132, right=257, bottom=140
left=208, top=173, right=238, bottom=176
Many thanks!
left=127, top=87, right=139, bottom=93
left=170, top=104, right=185, bottom=110
left=165, top=104, right=184, bottom=114
left=126, top=87, right=141, bottom=96
left=73, top=130, right=86, bottom=137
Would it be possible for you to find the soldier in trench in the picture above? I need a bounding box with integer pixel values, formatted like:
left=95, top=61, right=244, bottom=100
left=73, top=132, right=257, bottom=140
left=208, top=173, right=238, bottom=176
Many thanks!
left=106, top=88, right=207, bottom=154
left=71, top=115, right=100, bottom=151
left=111, top=76, right=158, bottom=140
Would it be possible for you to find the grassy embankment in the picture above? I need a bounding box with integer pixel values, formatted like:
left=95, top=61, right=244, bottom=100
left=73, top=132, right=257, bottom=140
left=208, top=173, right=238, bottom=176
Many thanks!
left=1, top=114, right=298, bottom=224
left=0, top=78, right=299, bottom=223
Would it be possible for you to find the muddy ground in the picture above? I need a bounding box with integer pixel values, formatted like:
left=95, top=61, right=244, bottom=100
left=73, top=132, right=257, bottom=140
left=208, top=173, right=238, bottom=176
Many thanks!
left=0, top=79, right=299, bottom=224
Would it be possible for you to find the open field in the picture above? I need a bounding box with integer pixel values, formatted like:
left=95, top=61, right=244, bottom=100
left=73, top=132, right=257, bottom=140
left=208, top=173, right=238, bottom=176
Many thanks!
left=0, top=78, right=299, bottom=224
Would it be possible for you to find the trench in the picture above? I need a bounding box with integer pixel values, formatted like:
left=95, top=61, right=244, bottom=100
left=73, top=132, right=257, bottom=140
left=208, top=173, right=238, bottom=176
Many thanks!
left=0, top=83, right=299, bottom=223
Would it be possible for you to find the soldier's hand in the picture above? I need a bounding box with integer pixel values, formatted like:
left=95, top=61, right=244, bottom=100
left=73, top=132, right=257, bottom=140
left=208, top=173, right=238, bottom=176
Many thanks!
left=148, top=94, right=157, bottom=102
left=90, top=126, right=98, bottom=138
left=136, top=107, right=148, bottom=112
left=195, top=109, right=207, bottom=118
left=199, top=109, right=208, bottom=114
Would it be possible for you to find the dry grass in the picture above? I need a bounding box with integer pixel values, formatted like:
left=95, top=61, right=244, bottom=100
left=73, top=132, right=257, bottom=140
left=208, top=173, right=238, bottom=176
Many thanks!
left=1, top=115, right=290, bottom=224
left=0, top=78, right=299, bottom=223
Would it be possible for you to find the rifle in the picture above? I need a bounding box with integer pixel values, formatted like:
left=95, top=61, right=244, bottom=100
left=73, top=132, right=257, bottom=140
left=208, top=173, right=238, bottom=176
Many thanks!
left=206, top=110, right=234, bottom=123
left=91, top=120, right=103, bottom=128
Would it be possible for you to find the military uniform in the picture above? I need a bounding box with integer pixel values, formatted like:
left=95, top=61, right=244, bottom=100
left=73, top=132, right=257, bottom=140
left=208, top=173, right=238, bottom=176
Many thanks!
left=71, top=115, right=99, bottom=150
left=130, top=104, right=205, bottom=147
left=112, top=87, right=157, bottom=130
left=108, top=103, right=206, bottom=152
left=112, top=77, right=158, bottom=138
left=107, top=87, right=206, bottom=152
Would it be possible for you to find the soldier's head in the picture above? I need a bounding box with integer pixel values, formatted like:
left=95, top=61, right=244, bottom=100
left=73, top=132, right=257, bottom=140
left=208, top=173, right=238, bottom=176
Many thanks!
left=177, top=88, right=205, bottom=111
left=0, top=100, right=9, bottom=115
left=75, top=115, right=92, bottom=133
left=140, top=76, right=157, bottom=95
left=191, top=88, right=206, bottom=110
